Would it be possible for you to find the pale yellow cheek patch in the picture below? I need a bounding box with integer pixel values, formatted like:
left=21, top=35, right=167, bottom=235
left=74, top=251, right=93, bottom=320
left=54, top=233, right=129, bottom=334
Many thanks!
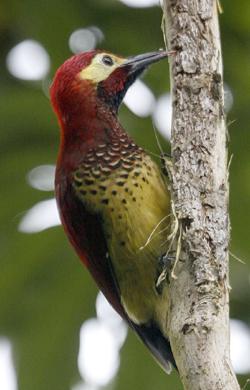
left=78, top=53, right=127, bottom=84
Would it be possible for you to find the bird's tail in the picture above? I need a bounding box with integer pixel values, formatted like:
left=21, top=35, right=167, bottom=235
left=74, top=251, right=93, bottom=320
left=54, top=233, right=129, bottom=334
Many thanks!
left=131, top=320, right=178, bottom=374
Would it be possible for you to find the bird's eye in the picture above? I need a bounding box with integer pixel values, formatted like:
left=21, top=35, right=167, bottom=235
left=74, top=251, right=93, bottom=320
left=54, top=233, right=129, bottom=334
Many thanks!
left=102, top=55, right=114, bottom=67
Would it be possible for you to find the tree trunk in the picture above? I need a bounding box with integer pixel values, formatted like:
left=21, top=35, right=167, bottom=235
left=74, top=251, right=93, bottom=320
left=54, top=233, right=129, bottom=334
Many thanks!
left=162, top=0, right=240, bottom=388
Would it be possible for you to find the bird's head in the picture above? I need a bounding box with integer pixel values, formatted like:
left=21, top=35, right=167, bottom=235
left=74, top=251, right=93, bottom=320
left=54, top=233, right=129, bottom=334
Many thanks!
left=50, top=49, right=175, bottom=131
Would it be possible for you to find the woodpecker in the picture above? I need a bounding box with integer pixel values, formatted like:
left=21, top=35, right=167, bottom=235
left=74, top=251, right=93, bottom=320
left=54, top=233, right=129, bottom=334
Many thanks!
left=50, top=49, right=177, bottom=373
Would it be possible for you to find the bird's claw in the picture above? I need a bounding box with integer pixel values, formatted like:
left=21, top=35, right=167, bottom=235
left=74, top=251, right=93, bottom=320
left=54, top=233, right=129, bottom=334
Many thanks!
left=160, top=153, right=172, bottom=177
left=156, top=253, right=176, bottom=292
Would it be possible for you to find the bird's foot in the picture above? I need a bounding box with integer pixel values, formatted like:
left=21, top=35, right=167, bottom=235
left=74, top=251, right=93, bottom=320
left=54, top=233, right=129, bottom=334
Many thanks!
left=160, top=153, right=172, bottom=177
left=156, top=251, right=185, bottom=292
left=155, top=253, right=176, bottom=293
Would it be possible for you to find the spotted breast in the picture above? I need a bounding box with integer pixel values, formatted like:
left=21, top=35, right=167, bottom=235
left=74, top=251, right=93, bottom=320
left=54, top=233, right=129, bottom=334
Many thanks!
left=72, top=132, right=170, bottom=331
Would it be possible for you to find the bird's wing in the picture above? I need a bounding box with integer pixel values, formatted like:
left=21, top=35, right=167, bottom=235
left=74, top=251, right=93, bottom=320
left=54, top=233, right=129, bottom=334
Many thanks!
left=56, top=177, right=177, bottom=373
left=56, top=176, right=127, bottom=321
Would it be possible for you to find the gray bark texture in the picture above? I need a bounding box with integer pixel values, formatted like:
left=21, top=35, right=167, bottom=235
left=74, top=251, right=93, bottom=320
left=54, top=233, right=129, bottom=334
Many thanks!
left=162, top=0, right=240, bottom=389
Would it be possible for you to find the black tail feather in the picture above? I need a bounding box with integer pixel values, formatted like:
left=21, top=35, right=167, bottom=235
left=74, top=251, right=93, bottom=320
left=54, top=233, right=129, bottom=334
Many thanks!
left=131, top=321, right=178, bottom=373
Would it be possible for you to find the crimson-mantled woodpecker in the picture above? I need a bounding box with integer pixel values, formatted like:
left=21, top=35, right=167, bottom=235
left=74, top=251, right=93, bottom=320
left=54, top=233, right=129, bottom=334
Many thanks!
left=50, top=49, right=177, bottom=373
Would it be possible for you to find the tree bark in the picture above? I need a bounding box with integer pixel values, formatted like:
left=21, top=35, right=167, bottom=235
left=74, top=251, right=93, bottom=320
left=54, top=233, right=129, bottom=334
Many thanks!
left=162, top=1, right=240, bottom=389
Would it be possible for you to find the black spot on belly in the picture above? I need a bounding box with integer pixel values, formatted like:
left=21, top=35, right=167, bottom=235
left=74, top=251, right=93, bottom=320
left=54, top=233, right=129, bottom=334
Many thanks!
left=101, top=199, right=109, bottom=205
left=122, top=166, right=133, bottom=172
left=90, top=190, right=97, bottom=195
left=112, top=190, right=117, bottom=195
left=85, top=179, right=94, bottom=186
left=85, top=179, right=94, bottom=185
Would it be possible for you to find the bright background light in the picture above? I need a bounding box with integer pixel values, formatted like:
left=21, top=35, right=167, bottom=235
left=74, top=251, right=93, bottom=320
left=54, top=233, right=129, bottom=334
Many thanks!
left=152, top=93, right=172, bottom=140
left=77, top=292, right=127, bottom=388
left=118, top=0, right=162, bottom=8
left=6, top=40, right=50, bottom=80
left=0, top=339, right=17, bottom=390
left=124, top=79, right=156, bottom=117
left=19, top=165, right=60, bottom=233
left=78, top=319, right=120, bottom=387
left=95, top=292, right=127, bottom=348
left=224, top=83, right=234, bottom=113
left=230, top=318, right=250, bottom=374
left=27, top=165, right=55, bottom=191
left=18, top=198, right=61, bottom=233
left=69, top=27, right=104, bottom=54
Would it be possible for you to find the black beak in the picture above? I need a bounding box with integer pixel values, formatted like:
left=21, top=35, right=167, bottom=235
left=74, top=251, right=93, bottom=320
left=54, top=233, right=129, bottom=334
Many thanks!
left=122, top=50, right=176, bottom=74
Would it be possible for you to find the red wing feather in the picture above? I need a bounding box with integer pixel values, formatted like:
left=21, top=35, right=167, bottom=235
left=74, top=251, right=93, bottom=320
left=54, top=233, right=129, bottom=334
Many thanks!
left=56, top=175, right=129, bottom=323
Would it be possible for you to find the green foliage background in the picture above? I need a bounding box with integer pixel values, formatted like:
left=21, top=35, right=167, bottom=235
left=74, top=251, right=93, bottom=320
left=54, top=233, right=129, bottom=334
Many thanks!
left=0, top=1, right=249, bottom=389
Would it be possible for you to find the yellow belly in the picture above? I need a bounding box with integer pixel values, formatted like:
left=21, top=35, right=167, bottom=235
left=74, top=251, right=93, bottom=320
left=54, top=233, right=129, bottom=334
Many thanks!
left=74, top=154, right=170, bottom=330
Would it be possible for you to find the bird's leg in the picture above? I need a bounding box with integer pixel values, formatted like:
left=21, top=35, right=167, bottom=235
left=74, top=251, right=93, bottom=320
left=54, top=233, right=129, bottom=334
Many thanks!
left=156, top=205, right=184, bottom=289
left=156, top=253, right=176, bottom=292
left=160, top=152, right=172, bottom=177
left=156, top=247, right=184, bottom=292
